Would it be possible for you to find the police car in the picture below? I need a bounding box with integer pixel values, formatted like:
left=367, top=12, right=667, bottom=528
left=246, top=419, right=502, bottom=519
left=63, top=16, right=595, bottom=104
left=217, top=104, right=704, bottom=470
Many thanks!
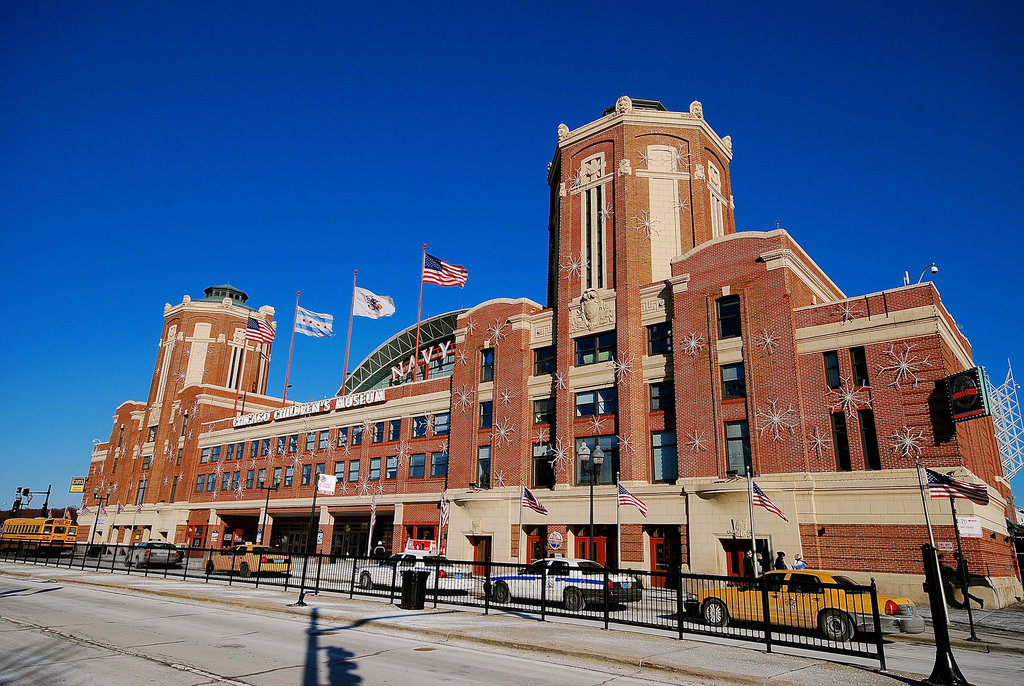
left=490, top=557, right=642, bottom=611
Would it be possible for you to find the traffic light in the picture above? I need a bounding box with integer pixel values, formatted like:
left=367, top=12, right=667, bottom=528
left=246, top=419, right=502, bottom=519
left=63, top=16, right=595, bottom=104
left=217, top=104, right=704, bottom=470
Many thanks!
left=15, top=487, right=21, bottom=496
left=11, top=498, right=21, bottom=515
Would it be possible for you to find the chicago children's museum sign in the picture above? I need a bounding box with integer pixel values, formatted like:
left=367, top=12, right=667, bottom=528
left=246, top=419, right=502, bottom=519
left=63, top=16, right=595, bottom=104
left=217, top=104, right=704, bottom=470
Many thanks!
left=232, top=389, right=387, bottom=428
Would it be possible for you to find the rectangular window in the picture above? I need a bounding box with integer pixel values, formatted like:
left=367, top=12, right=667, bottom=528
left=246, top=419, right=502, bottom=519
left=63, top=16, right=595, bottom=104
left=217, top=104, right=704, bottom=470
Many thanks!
left=135, top=480, right=147, bottom=505
left=262, top=438, right=271, bottom=456
left=831, top=413, right=852, bottom=471
left=372, top=422, right=385, bottom=443
left=246, top=470, right=255, bottom=489
left=235, top=442, right=244, bottom=460
left=720, top=362, right=746, bottom=399
left=823, top=351, right=841, bottom=389
left=387, top=419, right=401, bottom=441
left=850, top=346, right=869, bottom=386
left=334, top=461, right=345, bottom=480
left=647, top=322, right=673, bottom=355
left=858, top=409, right=881, bottom=470
left=575, top=387, right=618, bottom=417
left=315, top=462, right=325, bottom=478
left=369, top=457, right=381, bottom=480
left=412, top=416, right=429, bottom=438
left=480, top=401, right=493, bottom=429
left=226, top=444, right=235, bottom=461
left=276, top=436, right=286, bottom=455
left=169, top=477, right=178, bottom=502
left=222, top=472, right=231, bottom=491
left=717, top=295, right=742, bottom=339
left=250, top=441, right=258, bottom=459
left=142, top=455, right=152, bottom=470
left=385, top=455, right=397, bottom=480
left=147, top=426, right=158, bottom=442
left=532, top=443, right=555, bottom=489
left=481, top=348, right=495, bottom=382
left=206, top=474, right=216, bottom=492
left=195, top=475, right=205, bottom=492
left=301, top=464, right=312, bottom=485
left=409, top=453, right=426, bottom=479
left=201, top=447, right=210, bottom=463
left=575, top=332, right=616, bottom=366
left=433, top=412, right=450, bottom=435
left=231, top=471, right=240, bottom=489
left=211, top=445, right=221, bottom=462
left=336, top=427, right=348, bottom=447
left=652, top=431, right=678, bottom=482
left=533, top=397, right=555, bottom=425
left=649, top=381, right=675, bottom=412
left=347, top=459, right=360, bottom=482
left=176, top=448, right=182, bottom=466
left=476, top=446, right=491, bottom=489
left=533, top=346, right=555, bottom=375
left=318, top=430, right=329, bottom=450
left=725, top=420, right=751, bottom=474
left=430, top=451, right=448, bottom=478
left=574, top=436, right=619, bottom=485
left=273, top=467, right=282, bottom=485
left=180, top=415, right=188, bottom=437
left=286, top=434, right=297, bottom=453
left=284, top=466, right=294, bottom=486
left=352, top=425, right=363, bottom=445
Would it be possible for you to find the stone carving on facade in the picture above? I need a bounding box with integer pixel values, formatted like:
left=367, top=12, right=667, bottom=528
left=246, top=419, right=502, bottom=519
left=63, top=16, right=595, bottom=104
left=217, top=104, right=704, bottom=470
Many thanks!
left=722, top=135, right=732, bottom=152
left=689, top=100, right=703, bottom=118
left=581, top=156, right=605, bottom=184
left=615, top=96, right=633, bottom=114
left=730, top=194, right=736, bottom=209
left=557, top=123, right=570, bottom=141
left=559, top=182, right=566, bottom=197
left=640, top=298, right=665, bottom=315
left=694, top=163, right=705, bottom=181
left=570, top=288, right=615, bottom=332
left=617, top=158, right=632, bottom=176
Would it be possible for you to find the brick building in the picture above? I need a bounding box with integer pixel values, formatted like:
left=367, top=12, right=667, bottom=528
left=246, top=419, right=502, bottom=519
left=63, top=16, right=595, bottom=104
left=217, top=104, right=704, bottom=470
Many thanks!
left=81, top=97, right=1021, bottom=606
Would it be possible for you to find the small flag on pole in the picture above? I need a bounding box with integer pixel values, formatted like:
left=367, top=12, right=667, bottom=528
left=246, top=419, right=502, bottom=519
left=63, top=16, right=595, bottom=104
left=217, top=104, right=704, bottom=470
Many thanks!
left=440, top=494, right=449, bottom=529
left=116, top=503, right=124, bottom=515
left=352, top=287, right=396, bottom=319
left=617, top=483, right=648, bottom=517
left=369, top=496, right=377, bottom=532
left=926, top=468, right=989, bottom=506
left=423, top=253, right=469, bottom=288
left=64, top=508, right=71, bottom=519
left=135, top=503, right=143, bottom=514
left=80, top=505, right=90, bottom=516
left=752, top=482, right=788, bottom=521
left=99, top=504, right=107, bottom=516
left=246, top=317, right=276, bottom=343
left=521, top=486, right=549, bottom=516
left=295, top=306, right=334, bottom=337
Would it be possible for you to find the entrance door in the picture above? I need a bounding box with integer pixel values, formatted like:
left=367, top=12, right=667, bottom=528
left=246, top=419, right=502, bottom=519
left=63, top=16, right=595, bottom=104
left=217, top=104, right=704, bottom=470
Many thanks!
left=648, top=526, right=681, bottom=589
left=575, top=534, right=608, bottom=566
left=720, top=538, right=770, bottom=577
left=186, top=524, right=208, bottom=549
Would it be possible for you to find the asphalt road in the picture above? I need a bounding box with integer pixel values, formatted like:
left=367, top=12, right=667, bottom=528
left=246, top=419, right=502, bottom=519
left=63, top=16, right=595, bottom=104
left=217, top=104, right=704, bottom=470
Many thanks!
left=0, top=576, right=709, bottom=686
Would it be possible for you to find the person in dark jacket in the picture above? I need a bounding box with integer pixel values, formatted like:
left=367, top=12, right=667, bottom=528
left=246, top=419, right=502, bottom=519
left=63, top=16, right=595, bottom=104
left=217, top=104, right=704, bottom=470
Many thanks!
left=774, top=551, right=788, bottom=570
left=742, top=550, right=756, bottom=578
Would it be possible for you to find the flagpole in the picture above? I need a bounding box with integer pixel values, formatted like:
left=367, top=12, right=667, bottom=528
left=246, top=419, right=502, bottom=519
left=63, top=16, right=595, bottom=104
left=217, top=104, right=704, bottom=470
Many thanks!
left=365, top=496, right=375, bottom=557
left=341, top=271, right=358, bottom=397
left=436, top=494, right=444, bottom=555
left=281, top=291, right=301, bottom=407
left=916, top=460, right=937, bottom=548
left=130, top=505, right=139, bottom=544
left=232, top=333, right=248, bottom=415
left=746, top=467, right=758, bottom=574
left=412, top=244, right=426, bottom=382
left=107, top=500, right=118, bottom=544
left=615, top=472, right=622, bottom=568
left=517, top=486, right=524, bottom=561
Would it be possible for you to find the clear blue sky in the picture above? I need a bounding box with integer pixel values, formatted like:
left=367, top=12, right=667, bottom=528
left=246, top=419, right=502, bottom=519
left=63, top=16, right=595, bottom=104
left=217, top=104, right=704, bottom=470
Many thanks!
left=2, top=1, right=1022, bottom=509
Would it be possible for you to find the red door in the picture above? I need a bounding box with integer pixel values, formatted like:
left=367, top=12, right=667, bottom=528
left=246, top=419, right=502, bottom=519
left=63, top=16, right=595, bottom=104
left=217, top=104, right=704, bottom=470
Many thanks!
left=575, top=535, right=608, bottom=566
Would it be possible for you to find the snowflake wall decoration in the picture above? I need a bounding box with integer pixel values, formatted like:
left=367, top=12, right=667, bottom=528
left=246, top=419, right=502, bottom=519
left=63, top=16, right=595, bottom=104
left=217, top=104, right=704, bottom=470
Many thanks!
left=638, top=150, right=651, bottom=167
left=890, top=426, right=925, bottom=457
left=617, top=433, right=632, bottom=455
left=465, top=319, right=477, bottom=335
left=455, top=349, right=468, bottom=367
left=756, top=399, right=799, bottom=440
left=234, top=483, right=245, bottom=500
left=560, top=255, right=586, bottom=281
left=454, top=385, right=475, bottom=413
left=613, top=353, right=636, bottom=384
left=671, top=147, right=691, bottom=170
left=587, top=416, right=604, bottom=434
left=754, top=328, right=778, bottom=355
left=357, top=478, right=373, bottom=497
left=807, top=425, right=832, bottom=457
left=686, top=430, right=708, bottom=453
left=534, top=427, right=549, bottom=444
left=569, top=168, right=584, bottom=192
left=162, top=476, right=171, bottom=486
left=499, top=389, right=514, bottom=406
left=487, top=320, right=508, bottom=343
left=681, top=332, right=706, bottom=357
left=493, top=470, right=508, bottom=489
left=491, top=418, right=514, bottom=447
left=395, top=440, right=410, bottom=467
left=554, top=372, right=568, bottom=390
left=631, top=210, right=658, bottom=239
left=550, top=439, right=571, bottom=473
left=877, top=343, right=931, bottom=389
left=599, top=203, right=613, bottom=222
left=834, top=301, right=862, bottom=323
left=829, top=376, right=871, bottom=419
left=675, top=197, right=690, bottom=213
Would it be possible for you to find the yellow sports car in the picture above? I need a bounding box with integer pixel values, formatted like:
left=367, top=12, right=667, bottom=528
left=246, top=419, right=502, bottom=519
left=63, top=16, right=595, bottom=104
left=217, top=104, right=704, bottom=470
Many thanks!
left=205, top=544, right=292, bottom=578
left=697, top=569, right=924, bottom=641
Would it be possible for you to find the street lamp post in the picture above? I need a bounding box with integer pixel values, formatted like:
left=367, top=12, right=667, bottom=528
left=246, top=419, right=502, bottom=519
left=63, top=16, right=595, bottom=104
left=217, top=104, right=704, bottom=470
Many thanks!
left=580, top=444, right=605, bottom=561
left=91, top=488, right=112, bottom=546
left=257, top=479, right=280, bottom=545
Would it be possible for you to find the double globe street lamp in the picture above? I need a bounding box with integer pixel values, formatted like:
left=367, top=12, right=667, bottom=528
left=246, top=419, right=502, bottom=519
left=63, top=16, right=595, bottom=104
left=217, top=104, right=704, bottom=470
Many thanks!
left=578, top=443, right=605, bottom=561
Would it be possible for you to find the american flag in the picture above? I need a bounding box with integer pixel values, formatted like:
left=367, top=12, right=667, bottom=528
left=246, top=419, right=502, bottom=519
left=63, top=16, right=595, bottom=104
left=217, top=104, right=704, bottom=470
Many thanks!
left=63, top=508, right=71, bottom=519
left=369, top=496, right=377, bottom=533
left=422, top=253, right=469, bottom=288
left=752, top=482, right=788, bottom=521
left=80, top=505, right=90, bottom=516
left=116, top=503, right=124, bottom=515
left=926, top=468, right=989, bottom=506
left=617, top=483, right=648, bottom=517
left=439, top=494, right=449, bottom=529
left=521, top=486, right=549, bottom=515
left=246, top=317, right=276, bottom=343
left=135, top=503, right=144, bottom=514
left=98, top=504, right=107, bottom=516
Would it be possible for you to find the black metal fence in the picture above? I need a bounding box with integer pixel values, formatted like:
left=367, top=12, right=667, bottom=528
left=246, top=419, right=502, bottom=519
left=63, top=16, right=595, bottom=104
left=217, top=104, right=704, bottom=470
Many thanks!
left=0, top=542, right=886, bottom=668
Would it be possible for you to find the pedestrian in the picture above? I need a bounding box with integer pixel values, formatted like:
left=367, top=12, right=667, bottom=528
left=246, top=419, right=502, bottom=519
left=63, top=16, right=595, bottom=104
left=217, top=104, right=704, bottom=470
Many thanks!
left=774, top=551, right=788, bottom=570
left=742, top=550, right=756, bottom=578
left=954, top=553, right=984, bottom=609
left=757, top=553, right=768, bottom=575
left=793, top=554, right=807, bottom=570
left=373, top=540, right=386, bottom=557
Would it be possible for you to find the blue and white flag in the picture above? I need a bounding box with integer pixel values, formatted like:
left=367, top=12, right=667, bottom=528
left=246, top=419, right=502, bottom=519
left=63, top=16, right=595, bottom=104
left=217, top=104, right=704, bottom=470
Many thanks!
left=294, top=306, right=334, bottom=337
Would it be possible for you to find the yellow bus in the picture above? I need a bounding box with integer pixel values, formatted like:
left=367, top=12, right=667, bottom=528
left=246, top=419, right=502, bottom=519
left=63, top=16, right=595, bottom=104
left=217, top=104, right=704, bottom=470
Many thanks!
left=0, top=517, right=78, bottom=552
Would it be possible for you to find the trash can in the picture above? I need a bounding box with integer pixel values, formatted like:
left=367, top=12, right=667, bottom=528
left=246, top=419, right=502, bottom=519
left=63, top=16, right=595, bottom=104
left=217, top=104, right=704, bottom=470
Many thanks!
left=399, top=570, right=430, bottom=610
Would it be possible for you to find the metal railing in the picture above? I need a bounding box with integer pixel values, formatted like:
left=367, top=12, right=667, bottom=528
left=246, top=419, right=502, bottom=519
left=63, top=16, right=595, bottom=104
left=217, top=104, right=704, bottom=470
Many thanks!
left=0, top=542, right=886, bottom=668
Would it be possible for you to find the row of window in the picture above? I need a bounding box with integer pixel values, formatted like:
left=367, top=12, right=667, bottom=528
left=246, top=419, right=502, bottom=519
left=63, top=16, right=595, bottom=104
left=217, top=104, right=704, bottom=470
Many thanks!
left=824, top=347, right=870, bottom=388
left=197, top=415, right=451, bottom=464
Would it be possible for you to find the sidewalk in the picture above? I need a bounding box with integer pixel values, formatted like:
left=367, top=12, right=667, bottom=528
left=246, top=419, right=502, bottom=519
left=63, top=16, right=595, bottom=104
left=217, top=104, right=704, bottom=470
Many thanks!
left=885, top=599, right=1024, bottom=655
left=1, top=561, right=1018, bottom=685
